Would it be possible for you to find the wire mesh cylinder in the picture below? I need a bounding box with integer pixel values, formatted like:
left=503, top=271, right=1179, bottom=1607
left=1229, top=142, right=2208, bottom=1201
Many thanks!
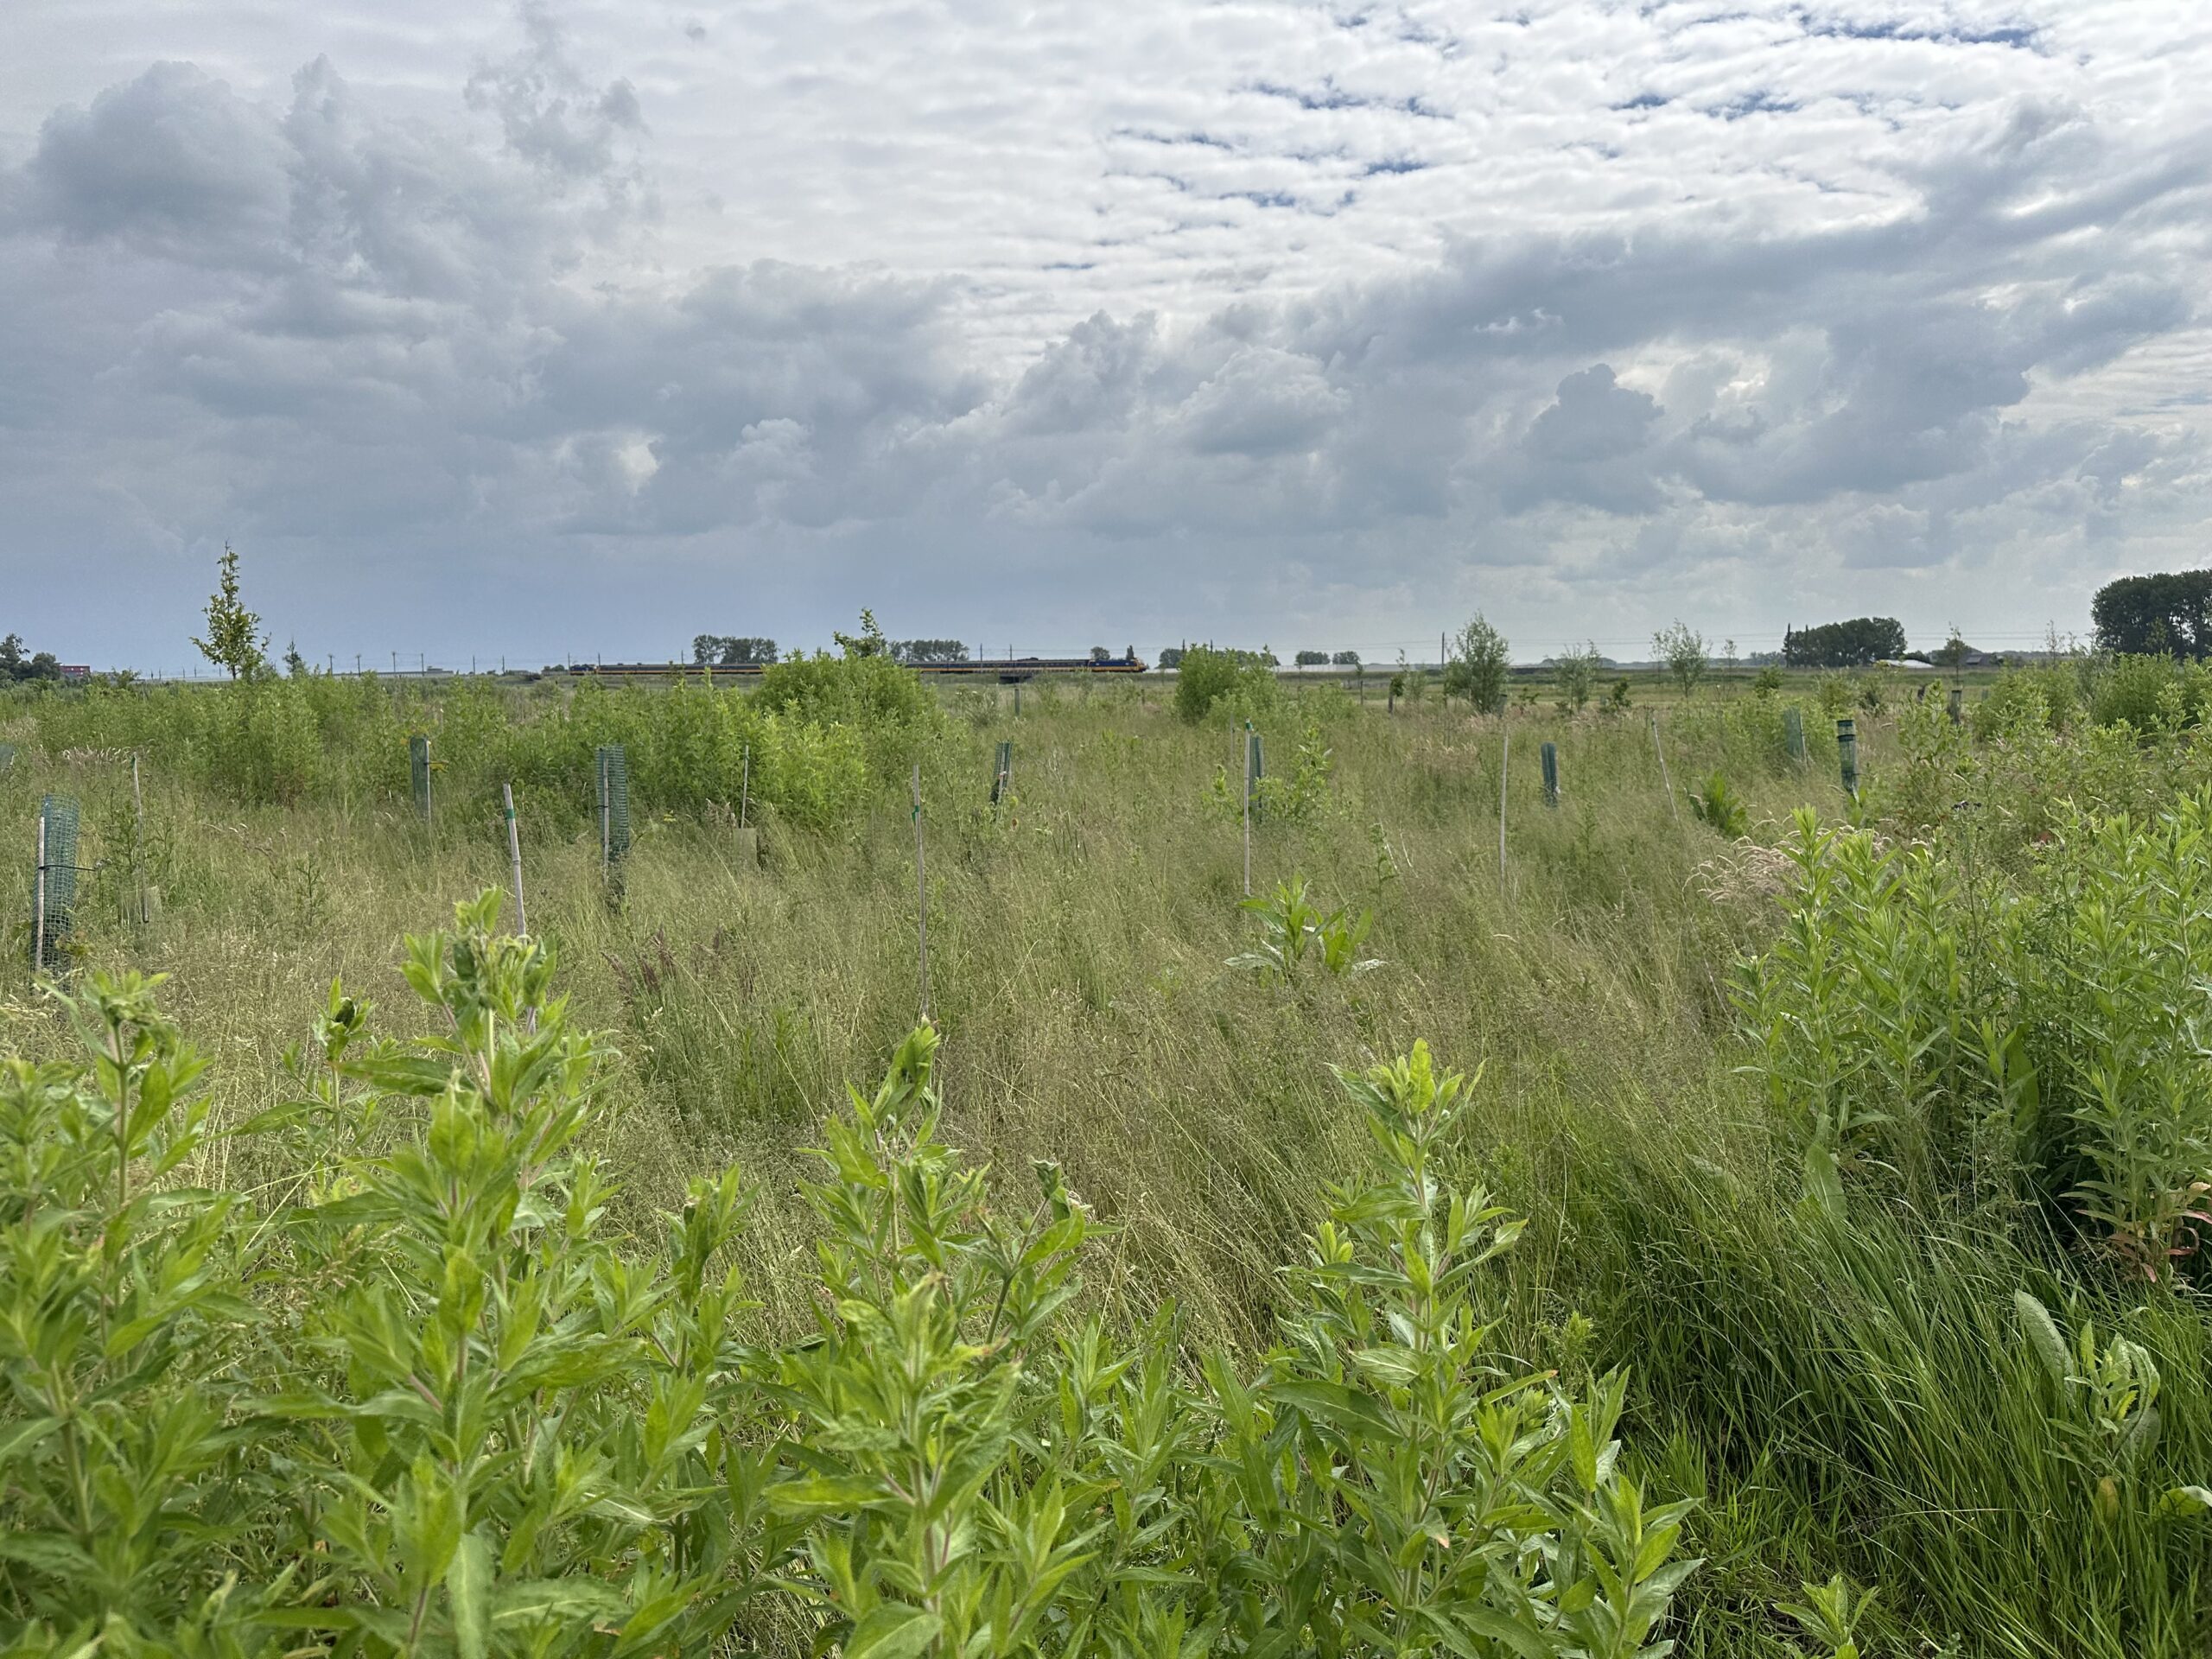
left=596, top=745, right=632, bottom=861
left=1540, top=741, right=1560, bottom=807
left=1835, top=717, right=1858, bottom=797
left=34, top=794, right=79, bottom=964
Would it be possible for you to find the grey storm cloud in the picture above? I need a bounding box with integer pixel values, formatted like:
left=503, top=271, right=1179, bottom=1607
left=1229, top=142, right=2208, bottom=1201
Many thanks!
left=1, top=0, right=2209, bottom=666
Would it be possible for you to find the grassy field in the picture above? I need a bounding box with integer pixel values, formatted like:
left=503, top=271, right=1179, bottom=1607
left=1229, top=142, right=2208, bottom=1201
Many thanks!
left=4, top=656, right=2211, bottom=1656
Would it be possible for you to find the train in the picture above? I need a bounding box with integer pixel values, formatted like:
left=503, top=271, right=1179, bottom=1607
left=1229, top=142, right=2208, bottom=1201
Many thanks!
left=556, top=650, right=1148, bottom=683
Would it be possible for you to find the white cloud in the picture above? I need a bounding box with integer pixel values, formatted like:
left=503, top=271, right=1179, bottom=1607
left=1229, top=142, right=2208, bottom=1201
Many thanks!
left=0, top=0, right=2209, bottom=665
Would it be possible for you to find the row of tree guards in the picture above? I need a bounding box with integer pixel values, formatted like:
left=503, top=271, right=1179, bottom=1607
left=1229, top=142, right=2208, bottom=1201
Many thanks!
left=25, top=752, right=155, bottom=972
left=22, top=706, right=1879, bottom=976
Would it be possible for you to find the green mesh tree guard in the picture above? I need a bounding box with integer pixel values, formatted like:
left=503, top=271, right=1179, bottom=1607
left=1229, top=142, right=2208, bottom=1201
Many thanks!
left=596, top=745, right=632, bottom=862
left=34, top=794, right=79, bottom=966
left=1836, top=717, right=1859, bottom=797
left=0, top=742, right=15, bottom=773
left=409, top=734, right=431, bottom=820
left=1784, top=706, right=1806, bottom=763
left=1540, top=741, right=1560, bottom=807
left=991, top=740, right=1013, bottom=804
left=1246, top=730, right=1264, bottom=814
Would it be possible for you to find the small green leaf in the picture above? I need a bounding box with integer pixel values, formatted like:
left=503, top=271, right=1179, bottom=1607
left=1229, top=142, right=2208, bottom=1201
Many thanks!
left=449, top=1529, right=493, bottom=1659
left=1266, top=1379, right=1395, bottom=1438
left=0, top=1416, right=61, bottom=1465
left=843, top=1604, right=944, bottom=1659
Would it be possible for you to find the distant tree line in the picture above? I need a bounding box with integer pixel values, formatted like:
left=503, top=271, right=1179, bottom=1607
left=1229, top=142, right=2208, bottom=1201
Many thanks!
left=2093, top=570, right=2212, bottom=658
left=691, top=635, right=780, bottom=666
left=0, top=633, right=64, bottom=682
left=1782, top=618, right=1907, bottom=668
left=890, top=640, right=970, bottom=665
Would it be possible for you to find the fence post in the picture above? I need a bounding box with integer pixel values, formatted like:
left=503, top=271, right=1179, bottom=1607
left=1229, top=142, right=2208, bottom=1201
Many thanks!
left=1836, top=717, right=1859, bottom=798
left=1541, top=741, right=1560, bottom=807
left=912, top=760, right=931, bottom=1023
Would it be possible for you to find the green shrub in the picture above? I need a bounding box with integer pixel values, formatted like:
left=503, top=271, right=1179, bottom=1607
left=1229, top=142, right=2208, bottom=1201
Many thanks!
left=0, top=970, right=264, bottom=1641
left=1173, top=645, right=1275, bottom=723
left=18, top=668, right=911, bottom=834
left=1253, top=718, right=1336, bottom=823
left=1735, top=799, right=2212, bottom=1279
left=1446, top=614, right=1510, bottom=714
left=1688, top=772, right=1748, bottom=838
left=1974, top=669, right=2055, bottom=739
left=1228, top=874, right=1382, bottom=981
left=2088, top=653, right=2212, bottom=734
left=0, top=898, right=1688, bottom=1656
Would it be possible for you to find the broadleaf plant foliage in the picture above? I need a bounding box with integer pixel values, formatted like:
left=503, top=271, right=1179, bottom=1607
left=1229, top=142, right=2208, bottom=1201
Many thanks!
left=0, top=893, right=1689, bottom=1657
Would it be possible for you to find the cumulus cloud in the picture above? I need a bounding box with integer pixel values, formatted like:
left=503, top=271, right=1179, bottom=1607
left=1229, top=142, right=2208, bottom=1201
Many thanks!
left=1, top=0, right=2209, bottom=665
left=16, top=62, right=291, bottom=266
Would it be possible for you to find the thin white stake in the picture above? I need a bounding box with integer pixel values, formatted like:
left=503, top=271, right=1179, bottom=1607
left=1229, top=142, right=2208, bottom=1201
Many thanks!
left=1649, top=709, right=1680, bottom=821
left=502, top=785, right=528, bottom=938
left=912, top=761, right=931, bottom=1023
left=1497, top=734, right=1510, bottom=896
left=131, top=753, right=148, bottom=925
left=504, top=783, right=537, bottom=1033
left=1242, top=722, right=1253, bottom=897
left=33, top=815, right=47, bottom=974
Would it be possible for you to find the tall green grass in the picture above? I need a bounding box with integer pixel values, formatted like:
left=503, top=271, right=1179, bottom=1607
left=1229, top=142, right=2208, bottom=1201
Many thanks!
left=3, top=668, right=2211, bottom=1652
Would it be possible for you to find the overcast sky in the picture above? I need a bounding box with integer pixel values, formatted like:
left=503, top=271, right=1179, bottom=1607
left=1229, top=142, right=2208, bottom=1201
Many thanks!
left=3, top=1, right=2209, bottom=670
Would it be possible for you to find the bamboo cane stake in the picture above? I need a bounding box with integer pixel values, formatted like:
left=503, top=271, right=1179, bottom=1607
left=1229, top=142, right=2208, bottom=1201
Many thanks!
left=1650, top=709, right=1679, bottom=821
left=1497, top=734, right=1510, bottom=896
left=912, top=761, right=931, bottom=1023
